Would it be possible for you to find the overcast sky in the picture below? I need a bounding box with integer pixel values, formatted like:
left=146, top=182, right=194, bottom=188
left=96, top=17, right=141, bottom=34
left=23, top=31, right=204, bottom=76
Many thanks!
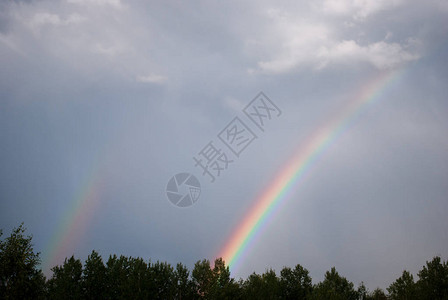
left=1, top=0, right=448, bottom=291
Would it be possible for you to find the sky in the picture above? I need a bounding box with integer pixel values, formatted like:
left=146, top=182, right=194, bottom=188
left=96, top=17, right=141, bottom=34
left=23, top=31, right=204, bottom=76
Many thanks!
left=1, top=0, right=448, bottom=291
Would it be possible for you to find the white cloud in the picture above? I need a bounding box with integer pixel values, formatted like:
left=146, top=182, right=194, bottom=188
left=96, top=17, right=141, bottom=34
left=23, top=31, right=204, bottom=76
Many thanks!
left=321, top=0, right=404, bottom=19
left=258, top=39, right=419, bottom=73
left=318, top=40, right=419, bottom=69
left=67, top=0, right=123, bottom=9
left=30, top=13, right=85, bottom=27
left=91, top=43, right=125, bottom=56
left=32, top=13, right=61, bottom=26
left=250, top=5, right=420, bottom=74
left=4, top=1, right=151, bottom=80
left=222, top=96, right=244, bottom=112
left=253, top=10, right=331, bottom=74
left=136, top=74, right=168, bottom=84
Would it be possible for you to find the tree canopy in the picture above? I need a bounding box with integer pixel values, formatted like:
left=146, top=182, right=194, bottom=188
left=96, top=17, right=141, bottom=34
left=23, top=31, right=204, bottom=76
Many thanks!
left=1, top=224, right=448, bottom=299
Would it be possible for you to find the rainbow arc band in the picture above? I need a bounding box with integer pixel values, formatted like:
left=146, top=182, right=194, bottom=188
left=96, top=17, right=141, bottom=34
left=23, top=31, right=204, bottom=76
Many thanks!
left=217, top=69, right=404, bottom=272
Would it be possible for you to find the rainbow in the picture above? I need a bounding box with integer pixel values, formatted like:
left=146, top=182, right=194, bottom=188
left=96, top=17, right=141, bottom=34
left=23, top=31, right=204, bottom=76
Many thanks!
left=43, top=166, right=105, bottom=274
left=217, top=68, right=405, bottom=272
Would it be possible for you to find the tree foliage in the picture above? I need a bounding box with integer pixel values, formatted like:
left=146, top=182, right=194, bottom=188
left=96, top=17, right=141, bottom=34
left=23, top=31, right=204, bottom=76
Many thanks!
left=387, top=270, right=416, bottom=300
left=279, top=264, right=313, bottom=299
left=1, top=224, right=448, bottom=299
left=415, top=256, right=448, bottom=300
left=310, top=267, right=358, bottom=300
left=0, top=223, right=45, bottom=300
left=47, top=256, right=83, bottom=300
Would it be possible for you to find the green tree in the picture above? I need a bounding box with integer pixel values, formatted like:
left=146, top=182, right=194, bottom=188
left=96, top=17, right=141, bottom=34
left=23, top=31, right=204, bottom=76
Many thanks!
left=82, top=250, right=106, bottom=299
left=279, top=264, right=313, bottom=299
left=387, top=270, right=416, bottom=300
left=261, top=269, right=280, bottom=299
left=357, top=282, right=368, bottom=300
left=415, top=256, right=448, bottom=300
left=150, top=260, right=175, bottom=299
left=127, top=257, right=150, bottom=299
left=173, top=262, right=194, bottom=300
left=0, top=224, right=46, bottom=300
left=192, top=259, right=214, bottom=298
left=242, top=269, right=280, bottom=300
left=242, top=272, right=264, bottom=300
left=105, top=254, right=130, bottom=299
left=368, top=288, right=387, bottom=300
left=47, top=256, right=83, bottom=300
left=209, top=258, right=241, bottom=300
left=311, top=267, right=358, bottom=300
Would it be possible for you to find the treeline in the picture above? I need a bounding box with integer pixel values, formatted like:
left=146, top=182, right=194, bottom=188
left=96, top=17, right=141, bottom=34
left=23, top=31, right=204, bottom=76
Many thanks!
left=1, top=224, right=448, bottom=299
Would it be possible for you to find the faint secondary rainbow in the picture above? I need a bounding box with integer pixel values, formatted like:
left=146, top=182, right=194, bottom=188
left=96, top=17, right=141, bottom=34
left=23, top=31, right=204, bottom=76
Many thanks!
left=217, top=68, right=405, bottom=271
left=43, top=165, right=105, bottom=274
